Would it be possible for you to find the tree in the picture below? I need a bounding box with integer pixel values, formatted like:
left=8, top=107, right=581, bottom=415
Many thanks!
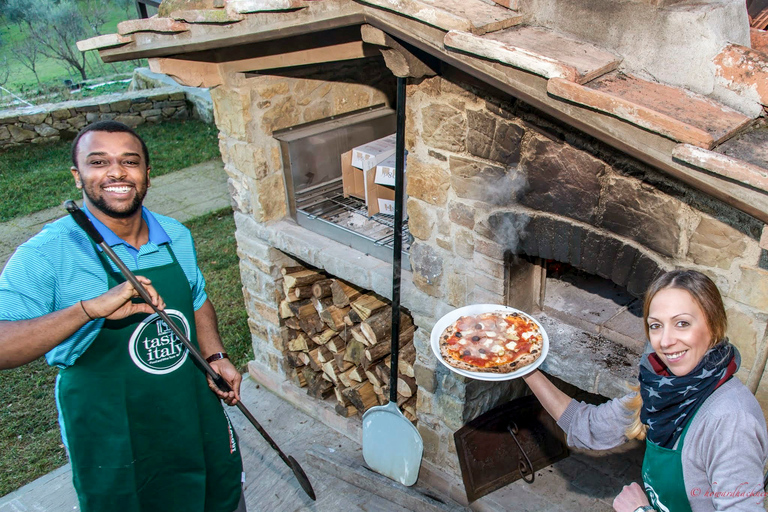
left=13, top=38, right=43, bottom=87
left=6, top=0, right=98, bottom=82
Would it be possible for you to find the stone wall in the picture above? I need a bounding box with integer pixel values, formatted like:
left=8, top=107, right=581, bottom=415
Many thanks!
left=0, top=87, right=190, bottom=149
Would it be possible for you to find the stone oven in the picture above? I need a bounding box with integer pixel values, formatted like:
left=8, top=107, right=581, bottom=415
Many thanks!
left=83, top=0, right=768, bottom=500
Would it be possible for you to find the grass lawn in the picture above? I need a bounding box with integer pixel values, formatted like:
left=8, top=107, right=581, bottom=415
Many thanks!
left=0, top=207, right=252, bottom=497
left=0, top=119, right=221, bottom=223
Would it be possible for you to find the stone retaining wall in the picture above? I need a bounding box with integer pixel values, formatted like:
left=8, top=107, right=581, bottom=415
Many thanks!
left=0, top=87, right=190, bottom=149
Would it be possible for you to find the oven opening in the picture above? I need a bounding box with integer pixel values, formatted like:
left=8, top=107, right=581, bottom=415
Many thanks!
left=274, top=105, right=412, bottom=269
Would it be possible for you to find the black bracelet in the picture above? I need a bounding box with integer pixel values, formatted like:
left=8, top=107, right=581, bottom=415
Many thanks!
left=80, top=300, right=95, bottom=321
left=206, top=352, right=229, bottom=364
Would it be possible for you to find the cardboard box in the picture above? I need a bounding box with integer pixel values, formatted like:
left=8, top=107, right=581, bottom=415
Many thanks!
left=366, top=168, right=407, bottom=217
left=374, top=151, right=408, bottom=187
left=351, top=134, right=396, bottom=171
left=341, top=149, right=366, bottom=200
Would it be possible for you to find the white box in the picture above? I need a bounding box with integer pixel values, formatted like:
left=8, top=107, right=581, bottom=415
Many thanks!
left=374, top=152, right=407, bottom=187
left=351, top=134, right=396, bottom=171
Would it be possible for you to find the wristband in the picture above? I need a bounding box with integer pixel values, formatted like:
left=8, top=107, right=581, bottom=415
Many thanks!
left=206, top=352, right=229, bottom=364
left=632, top=506, right=655, bottom=512
left=80, top=300, right=95, bottom=321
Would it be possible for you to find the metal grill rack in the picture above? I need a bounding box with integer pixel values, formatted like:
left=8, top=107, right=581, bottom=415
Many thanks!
left=294, top=178, right=412, bottom=269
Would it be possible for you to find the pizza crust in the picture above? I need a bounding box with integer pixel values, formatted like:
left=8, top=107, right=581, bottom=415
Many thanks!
left=438, top=311, right=543, bottom=374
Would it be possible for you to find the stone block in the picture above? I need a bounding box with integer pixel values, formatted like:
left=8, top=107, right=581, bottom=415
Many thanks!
left=252, top=173, right=287, bottom=223
left=467, top=109, right=525, bottom=167
left=418, top=424, right=441, bottom=462
left=596, top=236, right=624, bottom=281
left=687, top=216, right=749, bottom=270
left=85, top=113, right=99, bottom=123
left=211, top=86, right=252, bottom=140
left=256, top=81, right=290, bottom=100
left=34, top=124, right=58, bottom=137
left=405, top=198, right=435, bottom=241
left=454, top=228, right=474, bottom=259
left=0, top=116, right=18, bottom=125
left=421, top=102, right=466, bottom=153
left=474, top=273, right=505, bottom=295
left=415, top=363, right=437, bottom=394
left=8, top=125, right=36, bottom=142
left=535, top=216, right=557, bottom=261
left=130, top=102, right=153, bottom=112
left=261, top=95, right=299, bottom=134
left=113, top=115, right=144, bottom=129
left=726, top=307, right=760, bottom=371
left=406, top=157, right=450, bottom=206
left=147, top=93, right=170, bottom=101
left=447, top=273, right=469, bottom=307
left=227, top=140, right=269, bottom=180
left=474, top=237, right=506, bottom=260
left=448, top=201, right=475, bottom=229
left=436, top=236, right=452, bottom=251
left=600, top=175, right=683, bottom=258
left=410, top=241, right=443, bottom=286
left=611, top=244, right=640, bottom=288
left=169, top=91, right=185, bottom=101
left=99, top=104, right=111, bottom=113
left=519, top=135, right=603, bottom=224
left=0, top=126, right=9, bottom=140
left=472, top=286, right=504, bottom=305
left=52, top=109, right=73, bottom=120
left=627, top=254, right=663, bottom=298
left=473, top=252, right=504, bottom=279
left=303, top=100, right=333, bottom=123
left=141, top=109, right=163, bottom=118
left=18, top=112, right=47, bottom=124
left=733, top=266, right=768, bottom=310
left=552, top=220, right=572, bottom=263
left=569, top=224, right=584, bottom=268
left=162, top=107, right=177, bottom=117
left=110, top=100, right=132, bottom=113
left=450, top=155, right=522, bottom=205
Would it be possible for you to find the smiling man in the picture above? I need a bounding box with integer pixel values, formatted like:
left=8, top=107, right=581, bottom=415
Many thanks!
left=0, top=121, right=246, bottom=512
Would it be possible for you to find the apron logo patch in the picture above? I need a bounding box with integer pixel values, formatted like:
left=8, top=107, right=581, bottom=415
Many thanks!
left=128, top=309, right=190, bottom=375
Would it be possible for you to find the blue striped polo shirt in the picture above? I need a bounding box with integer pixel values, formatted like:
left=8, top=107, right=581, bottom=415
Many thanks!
left=0, top=205, right=207, bottom=368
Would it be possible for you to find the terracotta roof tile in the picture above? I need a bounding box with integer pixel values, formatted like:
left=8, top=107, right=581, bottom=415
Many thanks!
left=76, top=33, right=133, bottom=52
left=445, top=26, right=620, bottom=84
left=229, top=0, right=309, bottom=13
left=117, top=17, right=190, bottom=35
left=714, top=44, right=768, bottom=108
left=716, top=126, right=768, bottom=171
left=548, top=73, right=753, bottom=148
left=169, top=8, right=245, bottom=23
left=357, top=0, right=522, bottom=35
left=673, top=143, right=768, bottom=193
left=751, top=28, right=768, bottom=54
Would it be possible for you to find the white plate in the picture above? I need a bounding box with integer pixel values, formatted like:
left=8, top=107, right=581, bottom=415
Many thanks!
left=430, top=304, right=549, bottom=381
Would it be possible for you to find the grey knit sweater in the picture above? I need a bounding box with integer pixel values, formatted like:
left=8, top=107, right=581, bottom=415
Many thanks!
left=558, top=377, right=768, bottom=511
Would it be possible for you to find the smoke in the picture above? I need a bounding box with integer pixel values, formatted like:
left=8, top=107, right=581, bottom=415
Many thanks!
left=487, top=210, right=531, bottom=254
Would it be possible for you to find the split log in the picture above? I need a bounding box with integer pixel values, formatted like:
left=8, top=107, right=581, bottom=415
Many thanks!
left=397, top=340, right=416, bottom=378
left=364, top=342, right=391, bottom=365
left=343, top=339, right=366, bottom=365
left=298, top=313, right=325, bottom=336
left=343, top=315, right=355, bottom=327
left=317, top=345, right=334, bottom=364
left=350, top=294, right=388, bottom=321
left=327, top=336, right=346, bottom=354
left=402, top=395, right=416, bottom=417
left=295, top=370, right=307, bottom=388
left=349, top=365, right=367, bottom=383
left=284, top=270, right=326, bottom=289
left=297, top=352, right=311, bottom=367
left=302, top=367, right=332, bottom=399
left=350, top=326, right=369, bottom=346
left=347, top=308, right=364, bottom=324
left=322, top=361, right=340, bottom=384
left=286, top=332, right=312, bottom=352
left=333, top=349, right=347, bottom=370
left=288, top=299, right=315, bottom=318
left=331, top=280, right=362, bottom=307
left=284, top=317, right=301, bottom=331
left=307, top=348, right=322, bottom=371
left=397, top=374, right=417, bottom=398
left=335, top=403, right=358, bottom=418
left=279, top=300, right=294, bottom=319
left=311, top=328, right=337, bottom=345
left=283, top=351, right=305, bottom=368
left=320, top=305, right=349, bottom=332
left=364, top=360, right=389, bottom=388
left=403, top=409, right=417, bottom=423
left=281, top=265, right=306, bottom=276
left=337, top=325, right=353, bottom=342
left=338, top=367, right=353, bottom=388
left=293, top=285, right=315, bottom=300
left=341, top=381, right=378, bottom=412
left=375, top=361, right=390, bottom=387
left=361, top=308, right=413, bottom=346
left=311, top=296, right=334, bottom=319
left=311, top=279, right=335, bottom=299
left=334, top=385, right=352, bottom=406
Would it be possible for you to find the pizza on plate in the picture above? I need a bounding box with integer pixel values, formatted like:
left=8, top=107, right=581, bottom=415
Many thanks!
left=439, top=311, right=543, bottom=373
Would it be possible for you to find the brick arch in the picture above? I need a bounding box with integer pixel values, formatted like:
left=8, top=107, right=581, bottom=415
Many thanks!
left=487, top=211, right=669, bottom=298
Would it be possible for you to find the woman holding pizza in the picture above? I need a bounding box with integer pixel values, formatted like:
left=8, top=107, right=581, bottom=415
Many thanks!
left=523, top=269, right=768, bottom=511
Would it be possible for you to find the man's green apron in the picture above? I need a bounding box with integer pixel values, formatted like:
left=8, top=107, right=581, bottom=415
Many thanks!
left=641, top=412, right=698, bottom=512
left=58, top=244, right=242, bottom=512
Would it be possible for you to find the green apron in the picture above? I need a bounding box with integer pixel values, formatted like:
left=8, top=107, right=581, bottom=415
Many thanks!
left=58, top=244, right=243, bottom=512
left=641, top=412, right=698, bottom=512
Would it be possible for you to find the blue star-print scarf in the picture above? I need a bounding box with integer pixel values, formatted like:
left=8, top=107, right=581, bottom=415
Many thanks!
left=639, top=341, right=737, bottom=449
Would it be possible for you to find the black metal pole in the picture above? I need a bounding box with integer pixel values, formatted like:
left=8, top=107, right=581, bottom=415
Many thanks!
left=64, top=200, right=316, bottom=501
left=389, top=77, right=406, bottom=404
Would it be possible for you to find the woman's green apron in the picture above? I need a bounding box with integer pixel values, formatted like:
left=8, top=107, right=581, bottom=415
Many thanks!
left=641, top=412, right=698, bottom=512
left=57, top=244, right=242, bottom=512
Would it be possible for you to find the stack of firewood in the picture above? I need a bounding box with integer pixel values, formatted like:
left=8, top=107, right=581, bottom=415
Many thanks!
left=279, top=265, right=417, bottom=422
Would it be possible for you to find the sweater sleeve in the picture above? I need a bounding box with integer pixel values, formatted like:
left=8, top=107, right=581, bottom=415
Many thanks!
left=686, top=409, right=768, bottom=511
left=557, top=394, right=636, bottom=450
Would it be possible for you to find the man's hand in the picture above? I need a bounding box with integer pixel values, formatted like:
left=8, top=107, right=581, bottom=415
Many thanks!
left=83, top=276, right=164, bottom=320
left=207, top=358, right=242, bottom=406
left=613, top=482, right=651, bottom=512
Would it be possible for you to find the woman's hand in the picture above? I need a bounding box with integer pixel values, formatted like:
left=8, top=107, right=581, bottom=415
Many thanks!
left=613, top=482, right=651, bottom=511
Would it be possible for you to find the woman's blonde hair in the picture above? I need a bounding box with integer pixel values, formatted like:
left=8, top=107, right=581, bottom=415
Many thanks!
left=625, top=270, right=727, bottom=440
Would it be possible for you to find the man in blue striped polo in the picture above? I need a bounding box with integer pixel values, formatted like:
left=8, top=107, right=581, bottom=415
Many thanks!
left=0, top=121, right=246, bottom=512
